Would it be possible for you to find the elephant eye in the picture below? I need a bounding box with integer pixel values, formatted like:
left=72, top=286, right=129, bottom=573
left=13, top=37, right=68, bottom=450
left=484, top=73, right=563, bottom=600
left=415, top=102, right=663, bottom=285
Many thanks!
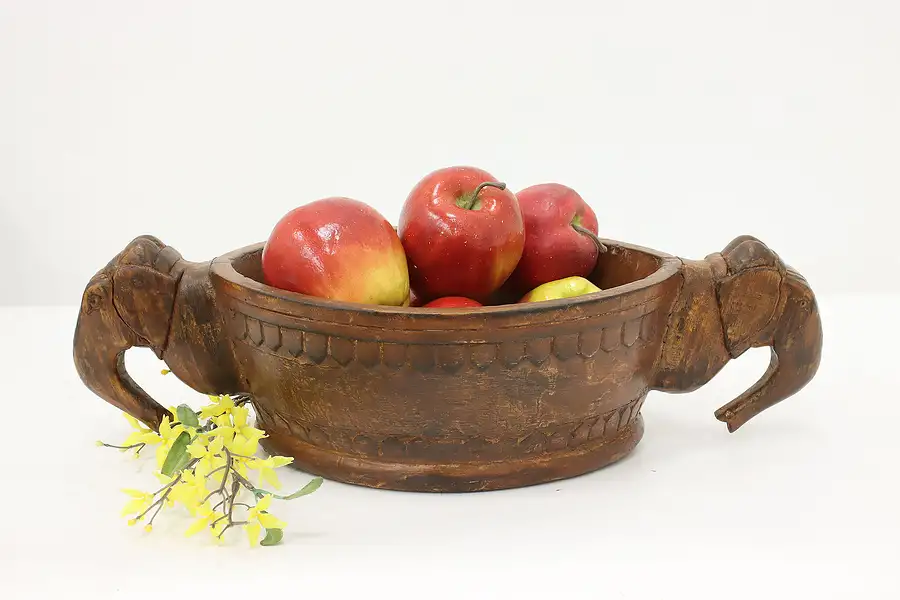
left=86, top=292, right=104, bottom=314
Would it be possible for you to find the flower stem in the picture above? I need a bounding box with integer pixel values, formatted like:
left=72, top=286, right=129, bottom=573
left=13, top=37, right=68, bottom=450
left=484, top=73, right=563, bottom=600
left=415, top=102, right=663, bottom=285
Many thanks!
left=216, top=521, right=248, bottom=539
left=146, top=497, right=166, bottom=526
left=211, top=514, right=229, bottom=529
left=207, top=465, right=228, bottom=478
left=202, top=455, right=232, bottom=504
left=135, top=474, right=181, bottom=522
left=150, top=463, right=195, bottom=496
left=230, top=467, right=258, bottom=494
left=100, top=442, right=146, bottom=451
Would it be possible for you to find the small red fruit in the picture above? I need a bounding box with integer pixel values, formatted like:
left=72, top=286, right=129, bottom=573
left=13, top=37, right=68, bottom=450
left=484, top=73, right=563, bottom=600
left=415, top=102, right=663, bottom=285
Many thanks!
left=509, top=183, right=604, bottom=292
left=398, top=166, right=525, bottom=303
left=261, top=197, right=409, bottom=306
left=422, top=296, right=483, bottom=308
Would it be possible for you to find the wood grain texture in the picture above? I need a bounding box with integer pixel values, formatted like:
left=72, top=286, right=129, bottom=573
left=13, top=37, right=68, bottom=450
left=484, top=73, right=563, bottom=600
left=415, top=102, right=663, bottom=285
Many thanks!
left=74, top=233, right=822, bottom=492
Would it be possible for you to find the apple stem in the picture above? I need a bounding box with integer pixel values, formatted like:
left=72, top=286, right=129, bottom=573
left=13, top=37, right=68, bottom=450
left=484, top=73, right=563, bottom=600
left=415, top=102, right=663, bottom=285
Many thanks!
left=459, top=181, right=506, bottom=210
left=572, top=224, right=608, bottom=254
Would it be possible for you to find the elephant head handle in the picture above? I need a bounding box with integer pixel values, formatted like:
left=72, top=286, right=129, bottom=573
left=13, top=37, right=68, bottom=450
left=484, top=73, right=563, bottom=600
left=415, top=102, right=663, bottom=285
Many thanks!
left=73, top=235, right=240, bottom=430
left=653, top=235, right=823, bottom=432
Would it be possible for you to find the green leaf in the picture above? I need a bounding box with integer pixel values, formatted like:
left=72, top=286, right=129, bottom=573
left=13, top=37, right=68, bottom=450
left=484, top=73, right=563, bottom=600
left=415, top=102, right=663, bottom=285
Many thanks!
left=274, top=476, right=323, bottom=500
left=260, top=528, right=283, bottom=546
left=176, top=404, right=199, bottom=428
left=160, top=431, right=192, bottom=476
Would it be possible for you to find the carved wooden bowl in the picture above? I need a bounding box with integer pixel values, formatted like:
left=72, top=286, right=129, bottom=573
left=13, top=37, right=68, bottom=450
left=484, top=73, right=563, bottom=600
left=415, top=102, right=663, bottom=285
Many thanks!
left=74, top=234, right=822, bottom=492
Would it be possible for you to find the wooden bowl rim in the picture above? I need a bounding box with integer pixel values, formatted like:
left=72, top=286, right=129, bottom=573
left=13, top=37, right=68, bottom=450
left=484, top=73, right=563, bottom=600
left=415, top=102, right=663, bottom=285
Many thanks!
left=210, top=239, right=681, bottom=319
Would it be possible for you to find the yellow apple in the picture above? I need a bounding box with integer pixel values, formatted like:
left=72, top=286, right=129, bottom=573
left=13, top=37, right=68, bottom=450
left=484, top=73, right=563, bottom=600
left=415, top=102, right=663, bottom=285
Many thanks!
left=518, top=276, right=602, bottom=303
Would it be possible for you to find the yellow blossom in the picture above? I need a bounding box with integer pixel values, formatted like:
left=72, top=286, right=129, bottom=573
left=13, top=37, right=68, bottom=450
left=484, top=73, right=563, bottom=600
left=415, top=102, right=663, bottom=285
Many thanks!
left=121, top=413, right=162, bottom=447
left=249, top=495, right=286, bottom=528
left=160, top=414, right=191, bottom=440
left=184, top=501, right=218, bottom=537
left=245, top=521, right=262, bottom=546
left=121, top=488, right=154, bottom=516
left=199, top=395, right=235, bottom=420
left=231, top=455, right=251, bottom=479
left=230, top=435, right=261, bottom=457
left=244, top=494, right=286, bottom=546
left=212, top=519, right=229, bottom=541
left=153, top=415, right=196, bottom=471
left=103, top=375, right=322, bottom=546
left=154, top=472, right=175, bottom=486
left=215, top=406, right=266, bottom=457
left=169, top=471, right=207, bottom=514
left=187, top=435, right=226, bottom=479
left=247, top=456, right=293, bottom=489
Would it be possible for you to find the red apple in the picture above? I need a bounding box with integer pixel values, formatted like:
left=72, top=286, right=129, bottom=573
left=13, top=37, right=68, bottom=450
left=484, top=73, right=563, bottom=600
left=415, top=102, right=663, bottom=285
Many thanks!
left=422, top=296, right=483, bottom=308
left=261, top=197, right=410, bottom=306
left=508, top=183, right=604, bottom=292
left=398, top=166, right=525, bottom=302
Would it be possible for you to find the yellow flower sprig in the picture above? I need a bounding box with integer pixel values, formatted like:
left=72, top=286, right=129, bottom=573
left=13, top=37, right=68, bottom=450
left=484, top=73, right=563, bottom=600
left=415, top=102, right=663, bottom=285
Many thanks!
left=98, top=389, right=322, bottom=546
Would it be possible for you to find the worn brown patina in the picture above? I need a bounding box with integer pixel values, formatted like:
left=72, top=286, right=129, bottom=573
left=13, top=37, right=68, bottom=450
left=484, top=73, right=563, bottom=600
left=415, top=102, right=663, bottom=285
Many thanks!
left=74, top=234, right=822, bottom=492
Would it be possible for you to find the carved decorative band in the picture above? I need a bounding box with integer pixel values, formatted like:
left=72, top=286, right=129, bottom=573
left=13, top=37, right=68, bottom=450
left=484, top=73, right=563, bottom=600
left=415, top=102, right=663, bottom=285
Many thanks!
left=254, top=394, right=646, bottom=462
left=227, top=309, right=658, bottom=371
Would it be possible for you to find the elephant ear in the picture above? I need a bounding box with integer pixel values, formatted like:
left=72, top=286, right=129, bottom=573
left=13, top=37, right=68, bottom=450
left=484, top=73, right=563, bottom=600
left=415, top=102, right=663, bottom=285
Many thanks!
left=716, top=236, right=785, bottom=357
left=717, top=269, right=782, bottom=357
left=113, top=264, right=178, bottom=357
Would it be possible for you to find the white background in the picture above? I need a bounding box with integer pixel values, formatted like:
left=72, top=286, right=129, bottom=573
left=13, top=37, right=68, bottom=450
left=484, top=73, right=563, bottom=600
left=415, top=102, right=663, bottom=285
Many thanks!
left=1, top=0, right=896, bottom=304
left=1, top=2, right=898, bottom=599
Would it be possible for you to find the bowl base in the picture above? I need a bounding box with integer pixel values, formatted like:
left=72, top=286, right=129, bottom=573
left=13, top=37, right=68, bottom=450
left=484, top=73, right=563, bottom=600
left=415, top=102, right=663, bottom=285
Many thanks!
left=258, top=414, right=645, bottom=493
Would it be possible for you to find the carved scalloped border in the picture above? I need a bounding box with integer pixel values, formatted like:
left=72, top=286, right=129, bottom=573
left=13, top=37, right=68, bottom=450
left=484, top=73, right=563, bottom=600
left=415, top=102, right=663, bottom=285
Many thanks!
left=226, top=309, right=658, bottom=371
left=253, top=394, right=646, bottom=461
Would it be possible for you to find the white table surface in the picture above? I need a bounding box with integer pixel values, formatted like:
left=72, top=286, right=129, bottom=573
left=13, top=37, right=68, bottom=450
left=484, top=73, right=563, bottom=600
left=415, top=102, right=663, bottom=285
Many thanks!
left=1, top=296, right=897, bottom=599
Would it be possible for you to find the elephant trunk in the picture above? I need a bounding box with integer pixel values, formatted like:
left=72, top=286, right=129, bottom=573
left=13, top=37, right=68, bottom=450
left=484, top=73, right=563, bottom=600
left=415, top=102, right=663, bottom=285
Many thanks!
left=73, top=298, right=170, bottom=429
left=714, top=266, right=823, bottom=431
left=73, top=235, right=242, bottom=431
left=653, top=236, right=823, bottom=432
left=72, top=235, right=181, bottom=429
